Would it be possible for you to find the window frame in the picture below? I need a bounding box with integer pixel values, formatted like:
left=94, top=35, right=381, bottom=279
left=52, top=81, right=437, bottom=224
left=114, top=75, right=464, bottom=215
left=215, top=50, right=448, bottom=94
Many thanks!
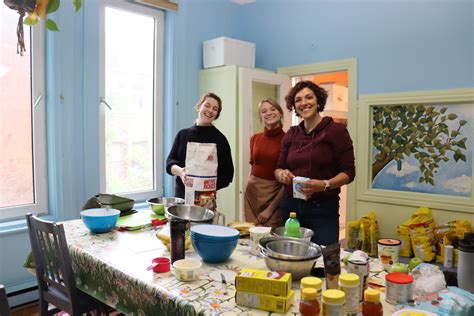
left=99, top=0, right=164, bottom=201
left=0, top=24, right=47, bottom=221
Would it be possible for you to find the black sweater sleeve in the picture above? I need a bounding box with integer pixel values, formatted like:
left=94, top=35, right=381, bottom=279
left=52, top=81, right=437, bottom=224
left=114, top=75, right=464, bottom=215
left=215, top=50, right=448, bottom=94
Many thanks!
left=166, top=130, right=184, bottom=175
left=216, top=134, right=234, bottom=190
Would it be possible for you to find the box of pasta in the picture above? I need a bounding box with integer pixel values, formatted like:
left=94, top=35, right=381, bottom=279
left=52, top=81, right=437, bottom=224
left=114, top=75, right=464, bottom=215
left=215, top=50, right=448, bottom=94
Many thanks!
left=235, top=268, right=292, bottom=297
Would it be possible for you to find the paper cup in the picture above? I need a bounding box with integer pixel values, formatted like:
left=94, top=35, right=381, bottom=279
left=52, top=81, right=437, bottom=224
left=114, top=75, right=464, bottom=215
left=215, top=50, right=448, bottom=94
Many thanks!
left=249, top=226, right=271, bottom=256
left=378, top=238, right=401, bottom=271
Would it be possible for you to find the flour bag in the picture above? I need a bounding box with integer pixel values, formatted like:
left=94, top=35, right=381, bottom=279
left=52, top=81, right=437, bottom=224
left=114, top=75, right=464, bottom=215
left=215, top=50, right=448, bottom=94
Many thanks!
left=184, top=142, right=218, bottom=211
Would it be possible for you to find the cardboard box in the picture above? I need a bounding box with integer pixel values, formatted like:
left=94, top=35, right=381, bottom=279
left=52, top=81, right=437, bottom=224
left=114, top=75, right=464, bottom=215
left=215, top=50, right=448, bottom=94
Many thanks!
left=203, top=37, right=255, bottom=69
left=235, top=289, right=295, bottom=313
left=235, top=268, right=292, bottom=297
left=293, top=176, right=310, bottom=200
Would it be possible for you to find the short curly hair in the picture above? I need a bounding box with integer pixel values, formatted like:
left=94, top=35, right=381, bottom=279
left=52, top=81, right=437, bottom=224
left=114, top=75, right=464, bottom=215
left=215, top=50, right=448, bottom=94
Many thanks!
left=285, top=81, right=328, bottom=116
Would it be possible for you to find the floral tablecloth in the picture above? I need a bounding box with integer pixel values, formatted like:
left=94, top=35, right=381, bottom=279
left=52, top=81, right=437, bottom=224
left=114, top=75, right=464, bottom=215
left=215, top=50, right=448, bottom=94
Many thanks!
left=58, top=220, right=306, bottom=316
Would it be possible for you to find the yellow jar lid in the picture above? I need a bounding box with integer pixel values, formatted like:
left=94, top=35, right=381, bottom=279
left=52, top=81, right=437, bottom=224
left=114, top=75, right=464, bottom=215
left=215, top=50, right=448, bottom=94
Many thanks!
left=302, top=287, right=317, bottom=300
left=364, top=289, right=380, bottom=303
left=322, top=289, right=345, bottom=304
left=339, top=273, right=359, bottom=286
left=301, top=277, right=322, bottom=289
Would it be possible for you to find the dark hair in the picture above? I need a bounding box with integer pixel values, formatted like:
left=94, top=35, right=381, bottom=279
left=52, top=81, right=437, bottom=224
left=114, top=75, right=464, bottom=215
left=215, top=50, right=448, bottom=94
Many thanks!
left=285, top=81, right=328, bottom=116
left=258, top=98, right=284, bottom=122
left=195, top=92, right=222, bottom=119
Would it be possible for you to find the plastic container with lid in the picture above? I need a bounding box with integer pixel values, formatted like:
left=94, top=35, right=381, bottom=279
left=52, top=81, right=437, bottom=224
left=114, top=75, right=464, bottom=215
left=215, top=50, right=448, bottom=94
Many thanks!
left=339, top=273, right=360, bottom=314
left=301, top=276, right=322, bottom=301
left=362, top=289, right=383, bottom=316
left=377, top=238, right=401, bottom=271
left=322, top=289, right=345, bottom=315
left=458, top=232, right=474, bottom=292
left=385, top=272, right=413, bottom=305
left=299, top=287, right=320, bottom=316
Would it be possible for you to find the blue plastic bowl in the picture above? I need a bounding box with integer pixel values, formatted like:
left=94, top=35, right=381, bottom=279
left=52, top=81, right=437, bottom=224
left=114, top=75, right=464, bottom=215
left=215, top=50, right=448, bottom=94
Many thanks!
left=80, top=208, right=120, bottom=233
left=190, top=224, right=239, bottom=241
left=191, top=236, right=238, bottom=263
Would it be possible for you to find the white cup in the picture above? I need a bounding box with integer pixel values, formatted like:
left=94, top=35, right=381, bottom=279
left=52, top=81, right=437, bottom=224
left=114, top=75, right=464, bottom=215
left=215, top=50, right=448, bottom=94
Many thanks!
left=249, top=226, right=271, bottom=256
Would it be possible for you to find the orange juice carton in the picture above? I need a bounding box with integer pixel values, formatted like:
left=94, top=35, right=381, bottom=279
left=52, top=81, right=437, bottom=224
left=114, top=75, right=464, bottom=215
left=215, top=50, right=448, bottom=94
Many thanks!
left=235, top=289, right=295, bottom=313
left=235, top=268, right=292, bottom=296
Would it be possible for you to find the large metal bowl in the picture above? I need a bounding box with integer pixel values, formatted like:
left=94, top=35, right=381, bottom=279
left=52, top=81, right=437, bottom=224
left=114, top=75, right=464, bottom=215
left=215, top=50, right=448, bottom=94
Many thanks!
left=259, top=236, right=321, bottom=261
left=270, top=226, right=314, bottom=241
left=166, top=204, right=214, bottom=223
left=147, top=197, right=184, bottom=215
left=261, top=251, right=318, bottom=280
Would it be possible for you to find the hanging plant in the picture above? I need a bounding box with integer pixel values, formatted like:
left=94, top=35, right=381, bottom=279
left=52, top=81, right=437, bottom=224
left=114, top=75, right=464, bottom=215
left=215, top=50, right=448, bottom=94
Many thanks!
left=4, top=0, right=83, bottom=55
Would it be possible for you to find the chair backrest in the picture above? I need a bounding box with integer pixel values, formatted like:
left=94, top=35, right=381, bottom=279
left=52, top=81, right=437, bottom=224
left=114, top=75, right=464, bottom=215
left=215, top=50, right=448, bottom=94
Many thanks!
left=25, top=213, right=80, bottom=310
left=0, top=284, right=12, bottom=316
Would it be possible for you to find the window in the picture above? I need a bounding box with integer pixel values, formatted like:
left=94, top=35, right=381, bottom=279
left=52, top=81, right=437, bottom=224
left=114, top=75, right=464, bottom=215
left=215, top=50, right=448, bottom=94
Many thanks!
left=100, top=0, right=164, bottom=201
left=0, top=5, right=47, bottom=221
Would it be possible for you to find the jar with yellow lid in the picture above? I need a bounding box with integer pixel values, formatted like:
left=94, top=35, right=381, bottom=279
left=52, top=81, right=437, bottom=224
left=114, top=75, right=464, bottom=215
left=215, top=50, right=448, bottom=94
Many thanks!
left=301, top=276, right=322, bottom=301
left=299, top=287, right=320, bottom=316
left=362, top=289, right=383, bottom=316
left=339, top=273, right=360, bottom=314
left=322, top=289, right=345, bottom=316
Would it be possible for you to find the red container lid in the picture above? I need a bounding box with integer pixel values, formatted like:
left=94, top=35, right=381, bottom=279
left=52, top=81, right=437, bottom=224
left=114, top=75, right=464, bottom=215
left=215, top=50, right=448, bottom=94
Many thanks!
left=386, top=272, right=413, bottom=284
left=378, top=238, right=401, bottom=246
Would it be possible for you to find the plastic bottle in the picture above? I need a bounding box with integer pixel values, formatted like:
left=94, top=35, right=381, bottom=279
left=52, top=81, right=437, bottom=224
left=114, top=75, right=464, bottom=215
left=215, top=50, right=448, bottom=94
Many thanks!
left=284, top=212, right=301, bottom=238
left=301, top=276, right=322, bottom=302
left=321, top=289, right=345, bottom=315
left=362, top=289, right=383, bottom=316
left=299, top=287, right=320, bottom=316
left=339, top=273, right=360, bottom=314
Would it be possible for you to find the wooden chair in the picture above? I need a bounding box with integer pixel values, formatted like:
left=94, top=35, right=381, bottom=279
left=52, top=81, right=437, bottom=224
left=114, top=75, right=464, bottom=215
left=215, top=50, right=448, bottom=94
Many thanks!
left=26, top=213, right=108, bottom=315
left=0, top=284, right=12, bottom=316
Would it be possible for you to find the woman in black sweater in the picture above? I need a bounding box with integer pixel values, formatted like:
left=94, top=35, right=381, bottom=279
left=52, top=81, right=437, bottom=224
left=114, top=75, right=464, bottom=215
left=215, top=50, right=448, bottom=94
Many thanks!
left=166, top=93, right=234, bottom=198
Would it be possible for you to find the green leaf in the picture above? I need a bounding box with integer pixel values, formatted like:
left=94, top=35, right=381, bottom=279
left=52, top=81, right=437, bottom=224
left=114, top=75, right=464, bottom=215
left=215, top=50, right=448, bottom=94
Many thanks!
left=451, top=130, right=459, bottom=137
left=447, top=113, right=458, bottom=120
left=397, top=160, right=402, bottom=171
left=45, top=19, right=59, bottom=31
left=459, top=120, right=467, bottom=126
left=459, top=154, right=467, bottom=162
left=47, top=0, right=61, bottom=14
left=440, top=108, right=447, bottom=114
left=73, top=0, right=83, bottom=12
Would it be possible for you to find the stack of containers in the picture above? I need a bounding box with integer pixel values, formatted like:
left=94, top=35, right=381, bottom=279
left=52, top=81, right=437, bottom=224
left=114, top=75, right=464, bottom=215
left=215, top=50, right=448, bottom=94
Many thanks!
left=190, top=224, right=239, bottom=263
left=235, top=268, right=294, bottom=313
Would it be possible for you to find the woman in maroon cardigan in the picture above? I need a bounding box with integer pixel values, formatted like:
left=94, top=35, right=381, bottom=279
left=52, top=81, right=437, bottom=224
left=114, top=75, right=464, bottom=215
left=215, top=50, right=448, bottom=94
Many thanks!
left=244, top=99, right=285, bottom=227
left=275, top=81, right=355, bottom=246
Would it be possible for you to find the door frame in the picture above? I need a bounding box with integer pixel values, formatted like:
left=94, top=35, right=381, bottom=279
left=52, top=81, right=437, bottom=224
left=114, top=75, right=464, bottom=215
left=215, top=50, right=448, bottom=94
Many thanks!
left=239, top=68, right=291, bottom=220
left=278, top=58, right=358, bottom=222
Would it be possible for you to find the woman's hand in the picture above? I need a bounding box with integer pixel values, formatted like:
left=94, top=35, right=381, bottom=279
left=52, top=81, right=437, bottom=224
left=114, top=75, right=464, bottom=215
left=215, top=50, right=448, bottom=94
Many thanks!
left=257, top=207, right=273, bottom=225
left=275, top=169, right=294, bottom=184
left=171, top=165, right=187, bottom=184
left=299, top=179, right=326, bottom=198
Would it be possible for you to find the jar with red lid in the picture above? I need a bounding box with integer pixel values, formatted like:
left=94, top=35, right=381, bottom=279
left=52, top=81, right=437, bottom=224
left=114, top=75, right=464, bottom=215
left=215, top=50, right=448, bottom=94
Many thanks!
left=385, top=272, right=413, bottom=305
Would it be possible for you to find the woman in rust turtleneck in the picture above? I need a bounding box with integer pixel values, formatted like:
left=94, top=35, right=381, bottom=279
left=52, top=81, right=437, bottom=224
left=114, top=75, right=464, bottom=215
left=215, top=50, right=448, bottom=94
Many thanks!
left=244, top=98, right=286, bottom=227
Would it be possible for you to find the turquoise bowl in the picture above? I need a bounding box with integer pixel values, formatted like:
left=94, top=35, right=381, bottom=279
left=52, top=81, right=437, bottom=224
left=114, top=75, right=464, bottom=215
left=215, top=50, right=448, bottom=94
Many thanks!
left=80, top=208, right=120, bottom=233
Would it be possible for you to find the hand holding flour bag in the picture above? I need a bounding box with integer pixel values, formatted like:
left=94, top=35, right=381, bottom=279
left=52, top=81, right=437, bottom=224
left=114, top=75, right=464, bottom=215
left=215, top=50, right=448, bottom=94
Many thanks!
left=184, top=142, right=218, bottom=211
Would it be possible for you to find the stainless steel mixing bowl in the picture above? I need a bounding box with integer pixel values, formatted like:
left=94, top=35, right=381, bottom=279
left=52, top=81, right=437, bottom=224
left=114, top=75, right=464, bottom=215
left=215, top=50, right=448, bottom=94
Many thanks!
left=261, top=251, right=318, bottom=280
left=265, top=238, right=321, bottom=260
left=166, top=205, right=214, bottom=223
left=270, top=226, right=314, bottom=241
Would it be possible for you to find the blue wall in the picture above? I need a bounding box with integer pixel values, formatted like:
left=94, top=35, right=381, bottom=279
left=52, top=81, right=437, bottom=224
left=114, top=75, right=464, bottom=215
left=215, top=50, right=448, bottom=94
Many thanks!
left=1, top=0, right=472, bottom=305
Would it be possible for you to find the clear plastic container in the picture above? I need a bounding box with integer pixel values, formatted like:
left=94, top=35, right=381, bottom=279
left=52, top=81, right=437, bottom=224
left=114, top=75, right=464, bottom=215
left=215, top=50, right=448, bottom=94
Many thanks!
left=322, top=289, right=345, bottom=315
left=284, top=212, right=301, bottom=238
left=299, top=287, right=320, bottom=316
left=301, top=276, right=322, bottom=301
left=339, top=273, right=360, bottom=314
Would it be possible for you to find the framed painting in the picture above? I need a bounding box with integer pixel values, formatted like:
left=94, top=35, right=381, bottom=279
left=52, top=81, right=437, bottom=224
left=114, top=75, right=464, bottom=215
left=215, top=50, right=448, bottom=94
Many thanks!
left=357, top=88, right=474, bottom=213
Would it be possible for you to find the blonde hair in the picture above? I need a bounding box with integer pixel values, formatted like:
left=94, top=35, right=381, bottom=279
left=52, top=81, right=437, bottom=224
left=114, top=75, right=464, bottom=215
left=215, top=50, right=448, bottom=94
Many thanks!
left=258, top=98, right=284, bottom=122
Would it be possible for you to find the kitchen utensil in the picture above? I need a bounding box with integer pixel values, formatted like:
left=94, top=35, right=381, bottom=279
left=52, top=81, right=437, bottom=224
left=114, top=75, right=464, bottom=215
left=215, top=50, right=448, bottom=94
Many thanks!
left=147, top=197, right=185, bottom=215
left=170, top=218, right=187, bottom=264
left=271, top=226, right=314, bottom=242
left=264, top=238, right=321, bottom=260
left=80, top=208, right=120, bottom=234
left=220, top=273, right=228, bottom=295
left=166, top=205, right=215, bottom=223
left=97, top=193, right=135, bottom=212
left=147, top=257, right=171, bottom=273
left=261, top=249, right=319, bottom=280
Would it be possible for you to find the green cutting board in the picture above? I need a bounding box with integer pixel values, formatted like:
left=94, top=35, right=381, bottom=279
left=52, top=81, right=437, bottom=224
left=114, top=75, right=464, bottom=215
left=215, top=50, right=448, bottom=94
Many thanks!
left=116, top=211, right=165, bottom=230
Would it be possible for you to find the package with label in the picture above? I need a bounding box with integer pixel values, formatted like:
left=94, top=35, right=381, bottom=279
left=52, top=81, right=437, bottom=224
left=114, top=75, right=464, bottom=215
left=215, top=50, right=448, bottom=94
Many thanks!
left=184, top=142, right=217, bottom=211
left=293, top=176, right=310, bottom=200
left=235, top=289, right=294, bottom=313
left=235, top=268, right=292, bottom=297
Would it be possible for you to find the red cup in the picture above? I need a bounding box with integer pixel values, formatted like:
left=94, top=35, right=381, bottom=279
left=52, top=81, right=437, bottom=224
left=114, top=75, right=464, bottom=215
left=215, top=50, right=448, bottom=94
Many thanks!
left=150, top=257, right=170, bottom=273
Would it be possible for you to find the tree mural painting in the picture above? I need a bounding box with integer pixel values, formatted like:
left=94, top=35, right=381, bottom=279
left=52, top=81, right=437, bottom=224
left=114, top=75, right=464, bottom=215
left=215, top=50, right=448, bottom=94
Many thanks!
left=372, top=104, right=467, bottom=186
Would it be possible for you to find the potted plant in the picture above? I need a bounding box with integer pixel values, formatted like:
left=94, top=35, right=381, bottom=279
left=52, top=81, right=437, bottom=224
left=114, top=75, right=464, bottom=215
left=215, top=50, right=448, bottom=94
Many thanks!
left=4, top=0, right=82, bottom=55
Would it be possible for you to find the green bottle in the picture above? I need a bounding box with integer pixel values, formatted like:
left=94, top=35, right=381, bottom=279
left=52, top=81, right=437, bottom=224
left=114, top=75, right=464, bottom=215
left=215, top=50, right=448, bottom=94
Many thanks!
left=284, top=212, right=301, bottom=238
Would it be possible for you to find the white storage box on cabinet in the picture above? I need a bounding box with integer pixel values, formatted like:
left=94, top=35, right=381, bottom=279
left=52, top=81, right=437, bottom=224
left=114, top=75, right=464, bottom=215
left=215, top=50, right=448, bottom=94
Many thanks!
left=203, top=37, right=255, bottom=69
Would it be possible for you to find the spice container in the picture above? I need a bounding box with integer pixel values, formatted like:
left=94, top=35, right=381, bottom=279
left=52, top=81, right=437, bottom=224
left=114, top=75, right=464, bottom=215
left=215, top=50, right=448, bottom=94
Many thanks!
left=301, top=276, right=322, bottom=301
left=385, top=272, right=413, bottom=305
left=299, top=288, right=320, bottom=316
left=322, top=289, right=345, bottom=315
left=339, top=273, right=360, bottom=314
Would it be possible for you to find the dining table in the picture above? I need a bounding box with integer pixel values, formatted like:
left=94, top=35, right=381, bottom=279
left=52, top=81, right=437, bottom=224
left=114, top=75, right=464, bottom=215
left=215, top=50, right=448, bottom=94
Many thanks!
left=25, top=215, right=403, bottom=315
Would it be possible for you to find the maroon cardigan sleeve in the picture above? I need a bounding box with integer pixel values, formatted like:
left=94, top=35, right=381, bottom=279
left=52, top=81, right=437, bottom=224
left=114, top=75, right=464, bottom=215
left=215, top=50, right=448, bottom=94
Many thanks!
left=330, top=124, right=355, bottom=183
